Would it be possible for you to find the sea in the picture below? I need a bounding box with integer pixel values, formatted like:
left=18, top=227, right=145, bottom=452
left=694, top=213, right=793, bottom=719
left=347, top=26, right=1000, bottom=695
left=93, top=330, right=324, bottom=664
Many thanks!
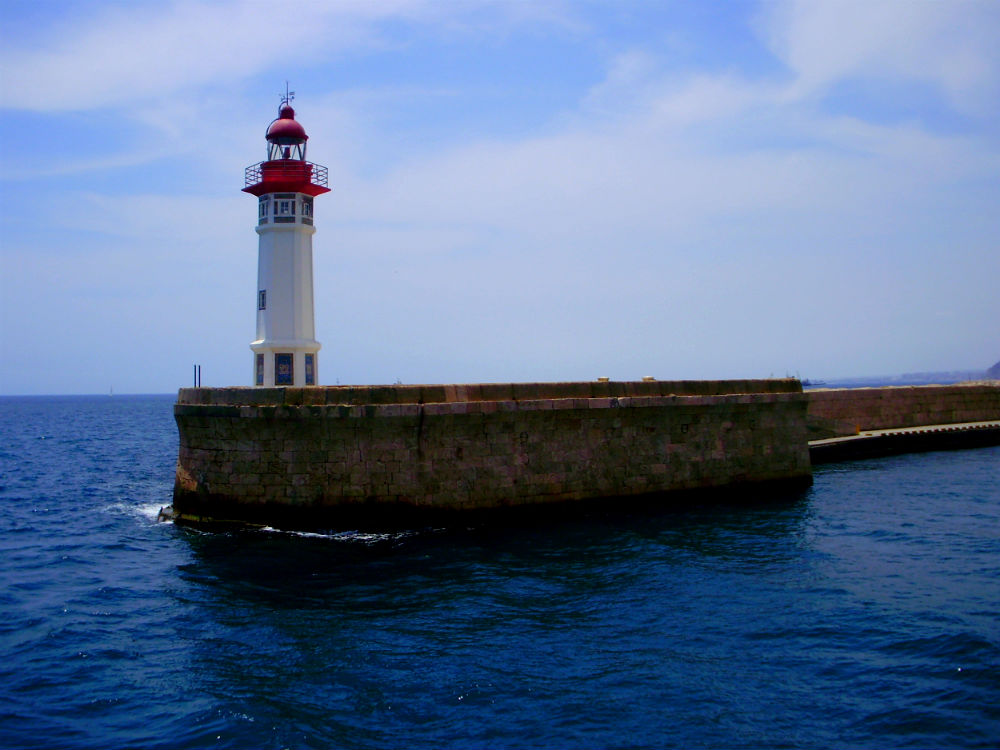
left=1, top=393, right=998, bottom=749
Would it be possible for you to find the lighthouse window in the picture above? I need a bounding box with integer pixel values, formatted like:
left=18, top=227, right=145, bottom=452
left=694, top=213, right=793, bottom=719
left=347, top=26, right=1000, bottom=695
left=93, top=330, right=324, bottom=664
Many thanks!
left=258, top=290, right=266, bottom=310
left=305, top=354, right=315, bottom=385
left=275, top=353, right=293, bottom=385
left=255, top=354, right=264, bottom=386
left=274, top=197, right=296, bottom=223
left=258, top=197, right=270, bottom=224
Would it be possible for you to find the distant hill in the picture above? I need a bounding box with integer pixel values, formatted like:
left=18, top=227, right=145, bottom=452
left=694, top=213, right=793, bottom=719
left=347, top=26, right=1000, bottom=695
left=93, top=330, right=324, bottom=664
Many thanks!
left=815, top=367, right=992, bottom=389
left=805, top=359, right=999, bottom=389
left=896, top=369, right=987, bottom=383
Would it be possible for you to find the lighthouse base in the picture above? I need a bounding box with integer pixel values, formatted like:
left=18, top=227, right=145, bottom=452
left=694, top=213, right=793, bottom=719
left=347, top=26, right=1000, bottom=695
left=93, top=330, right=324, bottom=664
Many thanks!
left=251, top=341, right=320, bottom=387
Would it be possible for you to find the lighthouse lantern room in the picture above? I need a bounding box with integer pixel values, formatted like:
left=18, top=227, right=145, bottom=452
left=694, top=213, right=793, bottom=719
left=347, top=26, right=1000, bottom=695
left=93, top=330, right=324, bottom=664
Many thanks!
left=243, top=97, right=330, bottom=387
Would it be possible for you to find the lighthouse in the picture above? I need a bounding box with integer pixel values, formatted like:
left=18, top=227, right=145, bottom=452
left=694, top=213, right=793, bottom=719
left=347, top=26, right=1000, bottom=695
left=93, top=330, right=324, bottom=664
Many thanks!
left=243, top=98, right=330, bottom=387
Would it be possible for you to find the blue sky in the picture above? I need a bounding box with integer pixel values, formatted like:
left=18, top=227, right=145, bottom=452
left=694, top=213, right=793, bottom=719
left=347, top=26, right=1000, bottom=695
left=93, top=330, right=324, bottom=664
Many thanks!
left=1, top=0, right=998, bottom=395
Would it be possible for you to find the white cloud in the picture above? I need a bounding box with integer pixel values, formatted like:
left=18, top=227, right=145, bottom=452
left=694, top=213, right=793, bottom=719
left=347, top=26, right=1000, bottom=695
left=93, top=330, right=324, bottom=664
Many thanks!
left=0, top=0, right=582, bottom=114
left=0, top=0, right=427, bottom=111
left=762, top=0, right=1000, bottom=113
left=320, top=76, right=995, bottom=257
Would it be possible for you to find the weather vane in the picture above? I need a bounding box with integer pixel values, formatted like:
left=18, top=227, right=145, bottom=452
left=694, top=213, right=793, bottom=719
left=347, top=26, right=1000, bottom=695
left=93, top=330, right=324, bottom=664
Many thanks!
left=281, top=81, right=295, bottom=107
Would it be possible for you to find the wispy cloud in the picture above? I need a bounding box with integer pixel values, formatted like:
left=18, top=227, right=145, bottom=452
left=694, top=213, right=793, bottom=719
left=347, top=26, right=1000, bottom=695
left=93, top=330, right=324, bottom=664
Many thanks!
left=0, top=0, right=583, bottom=113
left=0, top=0, right=427, bottom=111
left=761, top=0, right=1000, bottom=114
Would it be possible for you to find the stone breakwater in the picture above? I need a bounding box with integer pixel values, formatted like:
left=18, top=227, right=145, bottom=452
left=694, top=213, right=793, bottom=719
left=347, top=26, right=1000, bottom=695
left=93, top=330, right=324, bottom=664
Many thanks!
left=171, top=379, right=811, bottom=528
left=806, top=383, right=1000, bottom=438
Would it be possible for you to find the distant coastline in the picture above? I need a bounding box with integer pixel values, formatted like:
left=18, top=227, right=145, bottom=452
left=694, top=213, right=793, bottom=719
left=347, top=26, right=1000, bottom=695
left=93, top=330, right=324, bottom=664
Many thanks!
left=806, top=369, right=996, bottom=390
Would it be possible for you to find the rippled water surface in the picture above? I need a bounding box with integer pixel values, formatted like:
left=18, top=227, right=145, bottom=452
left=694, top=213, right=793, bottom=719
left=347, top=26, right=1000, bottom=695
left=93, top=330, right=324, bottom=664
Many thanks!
left=1, top=395, right=998, bottom=749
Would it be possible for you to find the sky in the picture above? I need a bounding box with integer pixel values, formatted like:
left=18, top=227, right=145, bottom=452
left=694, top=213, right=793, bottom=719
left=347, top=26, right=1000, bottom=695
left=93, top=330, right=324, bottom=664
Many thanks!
left=1, top=0, right=998, bottom=395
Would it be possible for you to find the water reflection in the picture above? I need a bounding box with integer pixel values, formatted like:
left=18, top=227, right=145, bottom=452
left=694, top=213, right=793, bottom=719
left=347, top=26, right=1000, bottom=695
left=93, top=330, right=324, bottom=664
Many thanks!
left=175, top=485, right=812, bottom=606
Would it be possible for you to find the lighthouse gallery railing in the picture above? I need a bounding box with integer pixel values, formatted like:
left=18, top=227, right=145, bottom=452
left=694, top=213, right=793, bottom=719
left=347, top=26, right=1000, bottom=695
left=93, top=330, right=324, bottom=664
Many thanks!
left=244, top=161, right=329, bottom=189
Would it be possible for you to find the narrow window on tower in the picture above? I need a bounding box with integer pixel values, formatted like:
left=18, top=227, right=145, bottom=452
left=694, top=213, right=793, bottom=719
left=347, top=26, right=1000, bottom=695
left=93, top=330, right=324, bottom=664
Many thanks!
left=255, top=354, right=264, bottom=386
left=305, top=354, right=315, bottom=385
left=258, top=290, right=266, bottom=310
left=275, top=353, right=293, bottom=385
left=301, top=196, right=313, bottom=225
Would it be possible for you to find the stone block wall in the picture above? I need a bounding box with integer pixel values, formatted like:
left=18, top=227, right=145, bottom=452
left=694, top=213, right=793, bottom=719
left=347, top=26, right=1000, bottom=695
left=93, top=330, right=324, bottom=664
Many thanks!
left=173, top=380, right=811, bottom=526
left=806, top=384, right=1000, bottom=436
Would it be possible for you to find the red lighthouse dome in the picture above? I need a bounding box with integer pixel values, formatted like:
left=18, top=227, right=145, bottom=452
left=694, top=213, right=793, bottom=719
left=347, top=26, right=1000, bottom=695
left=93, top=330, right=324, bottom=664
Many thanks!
left=266, top=104, right=308, bottom=145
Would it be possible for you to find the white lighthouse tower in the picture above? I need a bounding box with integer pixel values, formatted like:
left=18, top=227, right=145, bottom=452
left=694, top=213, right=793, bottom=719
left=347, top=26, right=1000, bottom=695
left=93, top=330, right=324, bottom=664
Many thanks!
left=243, top=98, right=330, bottom=387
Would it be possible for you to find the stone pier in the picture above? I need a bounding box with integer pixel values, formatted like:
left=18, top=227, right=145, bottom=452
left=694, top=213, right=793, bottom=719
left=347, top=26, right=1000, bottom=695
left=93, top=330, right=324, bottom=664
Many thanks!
left=171, top=379, right=812, bottom=528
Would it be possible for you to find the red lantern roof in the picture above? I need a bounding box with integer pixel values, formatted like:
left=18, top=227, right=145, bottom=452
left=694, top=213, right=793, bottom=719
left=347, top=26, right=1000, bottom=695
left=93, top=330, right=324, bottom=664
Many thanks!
left=266, top=104, right=308, bottom=142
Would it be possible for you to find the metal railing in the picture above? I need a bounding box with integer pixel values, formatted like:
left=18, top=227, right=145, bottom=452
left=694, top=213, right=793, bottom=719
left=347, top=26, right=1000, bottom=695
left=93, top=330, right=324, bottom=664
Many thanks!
left=244, top=161, right=329, bottom=188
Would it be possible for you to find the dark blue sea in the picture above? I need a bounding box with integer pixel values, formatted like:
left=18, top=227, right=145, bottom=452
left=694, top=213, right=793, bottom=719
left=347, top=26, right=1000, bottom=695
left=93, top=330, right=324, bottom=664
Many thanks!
left=1, top=394, right=998, bottom=749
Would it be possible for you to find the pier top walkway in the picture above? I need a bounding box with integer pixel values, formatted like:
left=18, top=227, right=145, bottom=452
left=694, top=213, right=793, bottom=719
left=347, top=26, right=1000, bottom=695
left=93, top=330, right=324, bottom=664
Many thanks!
left=809, top=420, right=1000, bottom=463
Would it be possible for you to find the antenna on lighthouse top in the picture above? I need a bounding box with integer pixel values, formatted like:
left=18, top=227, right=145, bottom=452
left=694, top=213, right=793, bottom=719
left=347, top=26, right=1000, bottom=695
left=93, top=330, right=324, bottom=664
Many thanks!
left=281, top=81, right=295, bottom=108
